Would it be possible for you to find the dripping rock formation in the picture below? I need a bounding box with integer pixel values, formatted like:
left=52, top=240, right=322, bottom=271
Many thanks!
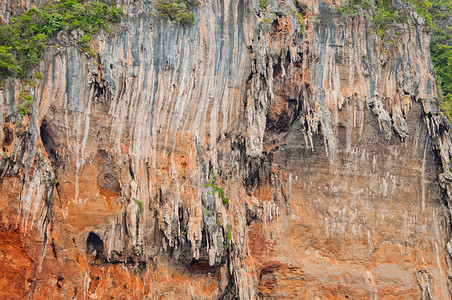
left=1, top=0, right=452, bottom=298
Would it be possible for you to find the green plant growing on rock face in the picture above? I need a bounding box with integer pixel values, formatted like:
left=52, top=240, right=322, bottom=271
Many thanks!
left=156, top=0, right=198, bottom=26
left=335, top=0, right=452, bottom=118
left=434, top=42, right=452, bottom=115
left=289, top=10, right=304, bottom=33
left=34, top=71, right=42, bottom=79
left=0, top=46, right=19, bottom=77
left=260, top=12, right=276, bottom=25
left=17, top=91, right=33, bottom=115
left=226, top=224, right=232, bottom=241
left=259, top=0, right=270, bottom=12
left=429, top=0, right=452, bottom=117
left=205, top=176, right=229, bottom=205
left=52, top=171, right=59, bottom=185
left=0, top=0, right=123, bottom=78
left=133, top=198, right=143, bottom=210
left=335, top=0, right=371, bottom=17
left=295, top=12, right=304, bottom=28
left=367, top=0, right=410, bottom=43
left=290, top=0, right=306, bottom=34
left=336, top=0, right=406, bottom=42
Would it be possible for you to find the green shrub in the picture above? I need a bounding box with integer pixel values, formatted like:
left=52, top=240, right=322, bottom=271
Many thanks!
left=0, top=46, right=19, bottom=77
left=432, top=42, right=452, bottom=116
left=260, top=12, right=276, bottom=26
left=370, top=6, right=407, bottom=41
left=409, top=0, right=433, bottom=25
left=157, top=2, right=184, bottom=20
left=0, top=0, right=123, bottom=78
left=429, top=0, right=452, bottom=117
left=17, top=90, right=33, bottom=115
left=335, top=0, right=371, bottom=17
left=77, top=33, right=92, bottom=46
left=156, top=0, right=197, bottom=26
left=336, top=0, right=452, bottom=118
left=175, top=11, right=195, bottom=26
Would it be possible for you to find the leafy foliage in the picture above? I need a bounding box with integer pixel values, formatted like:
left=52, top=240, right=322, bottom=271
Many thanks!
left=259, top=0, right=270, bottom=11
left=409, top=0, right=434, bottom=24
left=337, top=0, right=407, bottom=41
left=370, top=5, right=407, bottom=41
left=260, top=13, right=276, bottom=26
left=205, top=176, right=229, bottom=205
left=294, top=12, right=305, bottom=32
left=156, top=0, right=198, bottom=26
left=0, top=46, right=19, bottom=77
left=336, top=0, right=452, bottom=118
left=335, top=0, right=371, bottom=17
left=429, top=0, right=452, bottom=117
left=17, top=92, right=33, bottom=115
left=34, top=71, right=42, bottom=79
left=226, top=225, right=232, bottom=241
left=432, top=43, right=452, bottom=115
left=0, top=0, right=123, bottom=78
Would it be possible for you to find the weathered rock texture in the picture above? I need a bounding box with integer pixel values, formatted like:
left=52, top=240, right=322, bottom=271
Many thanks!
left=1, top=0, right=452, bottom=299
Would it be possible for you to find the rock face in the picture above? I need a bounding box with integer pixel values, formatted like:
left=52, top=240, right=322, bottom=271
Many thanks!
left=1, top=0, right=452, bottom=299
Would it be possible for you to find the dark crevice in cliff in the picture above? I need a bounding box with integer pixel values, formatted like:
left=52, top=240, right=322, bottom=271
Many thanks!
left=264, top=97, right=301, bottom=140
left=217, top=275, right=238, bottom=300
left=40, top=119, right=64, bottom=169
left=87, top=230, right=146, bottom=265
left=189, top=257, right=217, bottom=272
left=2, top=124, right=13, bottom=152
left=244, top=159, right=261, bottom=193
left=50, top=236, right=58, bottom=259
left=86, top=232, right=104, bottom=257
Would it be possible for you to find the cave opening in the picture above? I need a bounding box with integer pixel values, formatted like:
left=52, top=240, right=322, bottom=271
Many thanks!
left=2, top=125, right=13, bottom=152
left=86, top=232, right=104, bottom=255
left=40, top=119, right=60, bottom=167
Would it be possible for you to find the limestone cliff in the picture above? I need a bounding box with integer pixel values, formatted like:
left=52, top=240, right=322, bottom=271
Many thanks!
left=1, top=0, right=452, bottom=299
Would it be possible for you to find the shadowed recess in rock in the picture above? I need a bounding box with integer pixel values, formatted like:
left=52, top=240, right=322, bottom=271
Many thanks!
left=86, top=232, right=104, bottom=256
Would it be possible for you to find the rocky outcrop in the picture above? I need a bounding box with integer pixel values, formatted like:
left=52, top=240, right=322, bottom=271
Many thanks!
left=0, top=0, right=451, bottom=298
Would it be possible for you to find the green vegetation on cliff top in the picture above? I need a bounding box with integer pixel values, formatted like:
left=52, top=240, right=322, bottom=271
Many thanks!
left=430, top=0, right=452, bottom=117
left=338, top=0, right=452, bottom=118
left=156, top=0, right=198, bottom=26
left=0, top=0, right=200, bottom=78
left=0, top=0, right=123, bottom=78
left=0, top=0, right=449, bottom=119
